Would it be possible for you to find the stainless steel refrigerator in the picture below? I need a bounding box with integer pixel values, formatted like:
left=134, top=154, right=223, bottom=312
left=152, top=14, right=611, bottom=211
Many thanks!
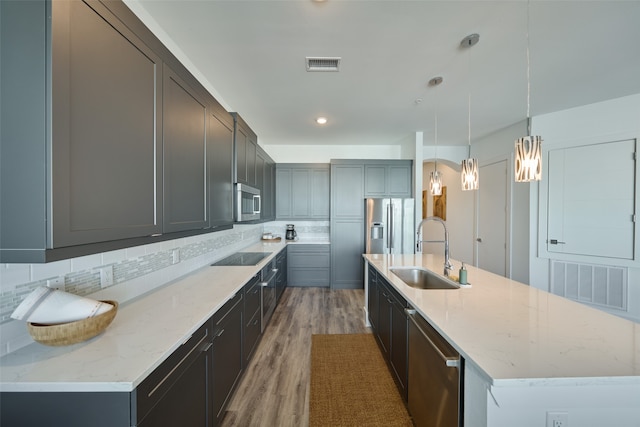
left=365, top=198, right=415, bottom=254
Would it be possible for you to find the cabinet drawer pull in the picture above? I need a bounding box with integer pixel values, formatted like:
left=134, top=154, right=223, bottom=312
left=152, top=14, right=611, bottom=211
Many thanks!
left=202, top=342, right=213, bottom=352
left=148, top=332, right=209, bottom=398
left=216, top=329, right=225, bottom=338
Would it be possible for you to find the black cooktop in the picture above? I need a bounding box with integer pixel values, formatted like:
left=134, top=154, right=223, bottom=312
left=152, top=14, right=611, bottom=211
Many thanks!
left=211, top=252, right=271, bottom=266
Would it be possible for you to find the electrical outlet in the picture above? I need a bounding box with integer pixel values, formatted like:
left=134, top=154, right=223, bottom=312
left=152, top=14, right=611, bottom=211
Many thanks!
left=547, top=411, right=568, bottom=427
left=99, top=266, right=114, bottom=288
left=172, top=249, right=180, bottom=265
left=46, top=277, right=65, bottom=291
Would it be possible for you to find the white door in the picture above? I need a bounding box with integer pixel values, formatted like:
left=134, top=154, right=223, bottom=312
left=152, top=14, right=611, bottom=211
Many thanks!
left=476, top=160, right=507, bottom=276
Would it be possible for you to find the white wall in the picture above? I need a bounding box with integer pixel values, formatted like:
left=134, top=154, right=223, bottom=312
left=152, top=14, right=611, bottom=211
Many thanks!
left=473, top=120, right=530, bottom=283
left=530, top=93, right=640, bottom=322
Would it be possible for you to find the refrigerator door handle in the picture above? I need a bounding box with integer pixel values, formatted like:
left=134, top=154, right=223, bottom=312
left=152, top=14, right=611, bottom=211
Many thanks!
left=388, top=202, right=394, bottom=250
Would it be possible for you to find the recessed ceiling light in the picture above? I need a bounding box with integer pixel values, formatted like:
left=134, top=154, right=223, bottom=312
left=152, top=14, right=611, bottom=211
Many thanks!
left=316, top=117, right=328, bottom=125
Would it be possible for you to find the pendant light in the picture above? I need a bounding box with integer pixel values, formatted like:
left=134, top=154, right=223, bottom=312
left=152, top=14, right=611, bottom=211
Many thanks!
left=460, top=34, right=479, bottom=191
left=515, top=0, right=543, bottom=182
left=430, top=113, right=443, bottom=196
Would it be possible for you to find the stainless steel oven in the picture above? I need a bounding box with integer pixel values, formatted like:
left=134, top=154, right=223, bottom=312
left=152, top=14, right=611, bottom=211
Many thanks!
left=236, top=183, right=261, bottom=222
left=260, top=261, right=278, bottom=332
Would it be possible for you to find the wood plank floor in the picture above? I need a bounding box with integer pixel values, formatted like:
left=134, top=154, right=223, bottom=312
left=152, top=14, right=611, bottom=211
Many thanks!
left=220, top=287, right=371, bottom=427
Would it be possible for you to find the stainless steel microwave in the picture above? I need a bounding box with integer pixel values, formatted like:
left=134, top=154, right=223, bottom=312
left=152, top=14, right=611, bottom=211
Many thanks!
left=236, top=183, right=261, bottom=222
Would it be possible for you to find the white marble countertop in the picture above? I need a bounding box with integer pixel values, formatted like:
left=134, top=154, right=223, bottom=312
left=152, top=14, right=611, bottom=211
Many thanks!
left=0, top=241, right=286, bottom=392
left=364, top=253, right=640, bottom=387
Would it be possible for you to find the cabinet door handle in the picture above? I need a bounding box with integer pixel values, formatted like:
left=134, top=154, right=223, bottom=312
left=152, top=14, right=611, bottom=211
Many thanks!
left=549, top=239, right=566, bottom=245
left=216, top=329, right=225, bottom=338
left=202, top=342, right=213, bottom=352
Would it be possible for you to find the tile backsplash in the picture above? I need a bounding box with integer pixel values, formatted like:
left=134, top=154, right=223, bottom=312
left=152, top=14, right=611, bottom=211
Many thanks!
left=0, top=224, right=264, bottom=355
left=263, top=221, right=329, bottom=240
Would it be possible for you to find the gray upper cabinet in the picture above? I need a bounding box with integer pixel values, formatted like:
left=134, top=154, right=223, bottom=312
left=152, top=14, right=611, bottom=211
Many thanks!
left=256, top=146, right=276, bottom=221
left=0, top=0, right=235, bottom=262
left=276, top=164, right=330, bottom=220
left=331, top=163, right=364, bottom=219
left=232, top=113, right=258, bottom=187
left=163, top=66, right=208, bottom=233
left=51, top=0, right=164, bottom=247
left=364, top=161, right=413, bottom=198
left=1, top=0, right=164, bottom=262
left=208, top=108, right=235, bottom=228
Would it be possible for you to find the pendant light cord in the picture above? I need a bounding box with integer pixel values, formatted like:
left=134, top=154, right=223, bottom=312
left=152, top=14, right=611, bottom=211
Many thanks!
left=434, top=113, right=438, bottom=169
left=526, top=0, right=532, bottom=135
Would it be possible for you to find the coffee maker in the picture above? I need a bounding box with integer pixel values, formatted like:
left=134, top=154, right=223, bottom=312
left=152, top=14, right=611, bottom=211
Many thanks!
left=285, top=224, right=297, bottom=241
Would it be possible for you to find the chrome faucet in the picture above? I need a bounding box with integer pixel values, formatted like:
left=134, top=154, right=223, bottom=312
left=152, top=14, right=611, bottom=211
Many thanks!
left=416, top=216, right=453, bottom=276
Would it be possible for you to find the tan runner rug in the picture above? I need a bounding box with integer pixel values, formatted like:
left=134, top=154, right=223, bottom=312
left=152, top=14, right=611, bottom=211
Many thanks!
left=309, top=333, right=414, bottom=427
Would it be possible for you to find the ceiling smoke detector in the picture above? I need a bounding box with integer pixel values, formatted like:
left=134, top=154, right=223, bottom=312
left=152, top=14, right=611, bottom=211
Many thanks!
left=306, top=57, right=341, bottom=72
left=460, top=33, right=480, bottom=48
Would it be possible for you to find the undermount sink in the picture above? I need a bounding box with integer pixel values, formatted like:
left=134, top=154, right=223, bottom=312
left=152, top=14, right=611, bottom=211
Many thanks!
left=390, top=267, right=460, bottom=290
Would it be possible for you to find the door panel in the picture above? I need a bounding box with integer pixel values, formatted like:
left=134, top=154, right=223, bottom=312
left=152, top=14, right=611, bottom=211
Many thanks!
left=547, top=140, right=635, bottom=259
left=477, top=160, right=507, bottom=277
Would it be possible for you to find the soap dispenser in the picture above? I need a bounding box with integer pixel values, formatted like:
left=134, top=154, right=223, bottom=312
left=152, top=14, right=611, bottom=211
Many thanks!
left=458, top=263, right=467, bottom=285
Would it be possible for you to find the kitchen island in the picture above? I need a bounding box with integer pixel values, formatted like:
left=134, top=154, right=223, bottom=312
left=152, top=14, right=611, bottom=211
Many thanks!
left=364, top=253, right=640, bottom=427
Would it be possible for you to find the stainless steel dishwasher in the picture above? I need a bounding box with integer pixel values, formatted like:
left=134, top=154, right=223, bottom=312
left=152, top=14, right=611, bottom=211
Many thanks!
left=406, top=308, right=463, bottom=427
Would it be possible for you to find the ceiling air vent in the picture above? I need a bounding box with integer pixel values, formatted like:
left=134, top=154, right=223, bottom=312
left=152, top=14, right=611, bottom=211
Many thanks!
left=306, top=57, right=341, bottom=72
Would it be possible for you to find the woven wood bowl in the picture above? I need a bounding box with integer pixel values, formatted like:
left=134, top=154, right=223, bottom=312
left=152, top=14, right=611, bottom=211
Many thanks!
left=27, top=300, right=118, bottom=346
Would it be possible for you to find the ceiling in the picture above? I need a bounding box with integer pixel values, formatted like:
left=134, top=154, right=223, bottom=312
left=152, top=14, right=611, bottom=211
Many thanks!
left=129, top=0, right=640, bottom=147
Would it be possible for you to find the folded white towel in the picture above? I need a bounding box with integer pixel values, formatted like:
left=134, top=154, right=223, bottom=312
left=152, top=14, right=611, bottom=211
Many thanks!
left=11, top=287, right=113, bottom=325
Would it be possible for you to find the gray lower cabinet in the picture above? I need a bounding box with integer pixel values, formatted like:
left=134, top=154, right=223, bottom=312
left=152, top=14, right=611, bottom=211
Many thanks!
left=275, top=247, right=288, bottom=300
left=136, top=321, right=213, bottom=427
left=0, top=321, right=213, bottom=427
left=276, top=164, right=330, bottom=220
left=163, top=65, right=208, bottom=233
left=211, top=292, right=244, bottom=425
left=243, top=273, right=262, bottom=365
left=287, top=244, right=330, bottom=287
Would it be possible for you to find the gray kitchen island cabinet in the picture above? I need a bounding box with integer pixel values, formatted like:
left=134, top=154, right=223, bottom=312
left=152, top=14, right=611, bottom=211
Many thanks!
left=276, top=164, right=330, bottom=220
